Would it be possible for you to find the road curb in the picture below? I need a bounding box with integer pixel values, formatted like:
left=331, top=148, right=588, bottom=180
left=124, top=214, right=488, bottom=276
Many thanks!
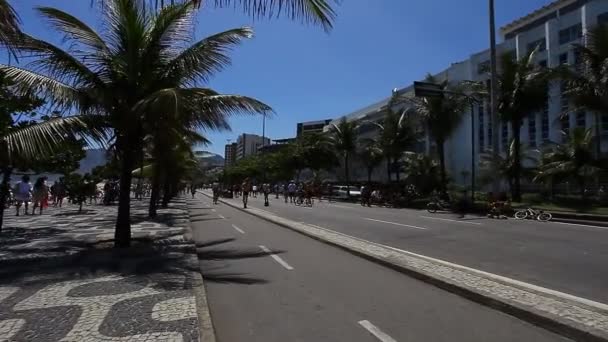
left=204, top=191, right=608, bottom=342
left=181, top=198, right=217, bottom=342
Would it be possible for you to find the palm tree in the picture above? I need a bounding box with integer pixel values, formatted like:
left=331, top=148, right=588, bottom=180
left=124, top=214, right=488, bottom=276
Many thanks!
left=330, top=117, right=358, bottom=196
left=1, top=0, right=271, bottom=247
left=479, top=140, right=537, bottom=194
left=358, top=138, right=383, bottom=183
left=411, top=75, right=468, bottom=192
left=401, top=151, right=441, bottom=195
left=115, top=0, right=338, bottom=31
left=535, top=128, right=601, bottom=198
left=563, top=24, right=608, bottom=158
left=0, top=0, right=20, bottom=55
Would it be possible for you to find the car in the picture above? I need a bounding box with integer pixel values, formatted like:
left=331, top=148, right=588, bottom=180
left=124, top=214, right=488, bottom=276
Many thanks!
left=331, top=185, right=361, bottom=200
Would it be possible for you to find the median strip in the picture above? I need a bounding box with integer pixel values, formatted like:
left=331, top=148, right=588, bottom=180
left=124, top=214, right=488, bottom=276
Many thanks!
left=204, top=191, right=608, bottom=341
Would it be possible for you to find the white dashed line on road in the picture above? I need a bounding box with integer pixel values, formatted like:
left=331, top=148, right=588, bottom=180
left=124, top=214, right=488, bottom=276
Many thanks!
left=217, top=214, right=225, bottom=219
left=232, top=224, right=245, bottom=234
left=259, top=245, right=294, bottom=270
left=358, top=320, right=398, bottom=342
left=364, top=218, right=428, bottom=230
left=419, top=215, right=482, bottom=225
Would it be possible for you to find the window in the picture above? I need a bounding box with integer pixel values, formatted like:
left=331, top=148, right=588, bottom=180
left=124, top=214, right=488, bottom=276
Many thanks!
left=528, top=115, right=537, bottom=147
left=487, top=114, right=492, bottom=146
left=598, top=12, right=608, bottom=26
left=477, top=61, right=490, bottom=75
left=478, top=105, right=485, bottom=150
left=501, top=123, right=509, bottom=150
left=505, top=50, right=517, bottom=60
left=602, top=114, right=608, bottom=132
left=559, top=24, right=582, bottom=45
left=527, top=38, right=546, bottom=53
left=573, top=49, right=583, bottom=71
left=559, top=52, right=569, bottom=65
left=539, top=59, right=547, bottom=68
left=542, top=101, right=549, bottom=142
left=576, top=111, right=586, bottom=127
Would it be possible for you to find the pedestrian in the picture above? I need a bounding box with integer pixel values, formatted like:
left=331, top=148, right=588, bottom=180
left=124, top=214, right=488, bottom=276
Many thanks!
left=252, top=184, right=258, bottom=198
left=274, top=184, right=280, bottom=199
left=263, top=183, right=270, bottom=206
left=191, top=184, right=196, bottom=198
left=32, top=177, right=48, bottom=215
left=14, top=175, right=32, bottom=216
left=242, top=178, right=251, bottom=208
left=287, top=180, right=296, bottom=203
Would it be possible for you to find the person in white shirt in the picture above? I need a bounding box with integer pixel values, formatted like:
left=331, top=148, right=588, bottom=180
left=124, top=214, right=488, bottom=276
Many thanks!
left=14, top=175, right=32, bottom=216
left=287, top=181, right=296, bottom=203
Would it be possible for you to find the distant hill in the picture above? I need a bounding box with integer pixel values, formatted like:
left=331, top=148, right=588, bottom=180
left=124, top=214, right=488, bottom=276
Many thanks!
left=194, top=151, right=224, bottom=168
left=78, top=148, right=109, bottom=174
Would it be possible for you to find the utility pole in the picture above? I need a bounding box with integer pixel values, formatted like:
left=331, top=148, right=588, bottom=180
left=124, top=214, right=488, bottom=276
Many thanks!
left=489, top=0, right=500, bottom=192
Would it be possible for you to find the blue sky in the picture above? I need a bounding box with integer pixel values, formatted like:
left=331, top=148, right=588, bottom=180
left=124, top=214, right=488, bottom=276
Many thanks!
left=10, top=0, right=554, bottom=156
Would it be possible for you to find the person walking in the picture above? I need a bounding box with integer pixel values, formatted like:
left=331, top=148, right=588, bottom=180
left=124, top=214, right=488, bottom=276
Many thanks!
left=252, top=184, right=258, bottom=198
left=287, top=181, right=296, bottom=203
left=14, top=175, right=32, bottom=216
left=263, top=183, right=270, bottom=206
left=242, top=178, right=251, bottom=208
left=32, top=177, right=49, bottom=215
left=54, top=178, right=67, bottom=208
left=191, top=183, right=196, bottom=198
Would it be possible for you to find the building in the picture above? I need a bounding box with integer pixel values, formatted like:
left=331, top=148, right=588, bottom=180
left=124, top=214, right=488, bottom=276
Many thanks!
left=297, top=119, right=332, bottom=137
left=236, top=133, right=271, bottom=160
left=325, top=0, right=608, bottom=186
left=258, top=138, right=296, bottom=154
left=224, top=143, right=237, bottom=167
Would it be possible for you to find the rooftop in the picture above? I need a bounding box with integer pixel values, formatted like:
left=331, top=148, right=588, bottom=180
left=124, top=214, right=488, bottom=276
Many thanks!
left=500, top=0, right=579, bottom=36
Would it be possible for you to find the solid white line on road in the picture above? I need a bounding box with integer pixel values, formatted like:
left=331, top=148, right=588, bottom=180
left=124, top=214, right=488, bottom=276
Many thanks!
left=259, top=245, right=294, bottom=270
left=211, top=209, right=216, bottom=212
left=217, top=214, right=225, bottom=219
left=419, top=215, right=482, bottom=225
left=550, top=221, right=608, bottom=230
left=358, top=320, right=398, bottom=342
left=329, top=204, right=355, bottom=209
left=232, top=224, right=245, bottom=234
left=364, top=218, right=427, bottom=230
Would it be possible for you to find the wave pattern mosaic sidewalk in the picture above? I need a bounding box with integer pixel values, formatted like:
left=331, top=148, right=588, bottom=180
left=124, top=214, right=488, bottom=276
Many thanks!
left=0, top=198, right=201, bottom=342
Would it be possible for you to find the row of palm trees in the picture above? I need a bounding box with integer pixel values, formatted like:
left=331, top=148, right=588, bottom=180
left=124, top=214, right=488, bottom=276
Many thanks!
left=0, top=0, right=338, bottom=247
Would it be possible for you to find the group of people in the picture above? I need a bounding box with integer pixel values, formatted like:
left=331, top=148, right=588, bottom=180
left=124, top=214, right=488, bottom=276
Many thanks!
left=11, top=175, right=68, bottom=216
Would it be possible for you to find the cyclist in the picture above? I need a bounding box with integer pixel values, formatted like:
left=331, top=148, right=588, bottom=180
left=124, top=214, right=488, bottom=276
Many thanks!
left=263, top=183, right=271, bottom=206
left=283, top=183, right=289, bottom=203
left=360, top=184, right=371, bottom=207
left=241, top=178, right=251, bottom=208
left=304, top=183, right=314, bottom=206
left=295, top=183, right=305, bottom=205
left=212, top=181, right=220, bottom=204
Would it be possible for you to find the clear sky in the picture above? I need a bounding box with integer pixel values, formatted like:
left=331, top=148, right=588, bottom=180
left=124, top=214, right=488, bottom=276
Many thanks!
left=9, top=0, right=555, bottom=156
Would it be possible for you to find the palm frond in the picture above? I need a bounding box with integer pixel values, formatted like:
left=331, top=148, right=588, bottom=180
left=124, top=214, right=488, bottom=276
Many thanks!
left=163, top=27, right=253, bottom=85
left=0, top=0, right=21, bottom=55
left=143, top=1, right=195, bottom=63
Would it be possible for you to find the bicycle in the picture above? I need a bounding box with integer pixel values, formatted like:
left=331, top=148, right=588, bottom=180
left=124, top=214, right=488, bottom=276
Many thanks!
left=514, top=208, right=552, bottom=221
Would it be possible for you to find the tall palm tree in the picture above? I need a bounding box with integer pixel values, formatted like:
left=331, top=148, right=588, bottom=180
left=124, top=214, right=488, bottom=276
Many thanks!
left=330, top=117, right=358, bottom=196
left=402, top=151, right=440, bottom=195
left=1, top=0, right=271, bottom=247
left=535, top=128, right=601, bottom=198
left=411, top=75, right=468, bottom=192
left=358, top=138, right=383, bottom=183
left=563, top=24, right=608, bottom=158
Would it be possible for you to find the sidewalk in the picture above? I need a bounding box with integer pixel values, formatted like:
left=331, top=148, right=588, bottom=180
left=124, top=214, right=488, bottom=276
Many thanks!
left=0, top=198, right=208, bottom=342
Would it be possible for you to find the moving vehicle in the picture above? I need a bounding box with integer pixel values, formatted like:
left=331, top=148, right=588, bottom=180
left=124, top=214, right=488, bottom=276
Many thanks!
left=514, top=208, right=552, bottom=221
left=331, top=186, right=361, bottom=200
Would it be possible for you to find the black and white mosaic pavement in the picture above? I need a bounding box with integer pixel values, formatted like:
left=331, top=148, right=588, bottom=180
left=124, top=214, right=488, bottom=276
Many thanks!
left=0, top=199, right=200, bottom=341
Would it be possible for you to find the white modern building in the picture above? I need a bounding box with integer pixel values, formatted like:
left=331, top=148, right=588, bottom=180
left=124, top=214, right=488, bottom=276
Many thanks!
left=325, top=0, right=608, bottom=186
left=236, top=133, right=271, bottom=160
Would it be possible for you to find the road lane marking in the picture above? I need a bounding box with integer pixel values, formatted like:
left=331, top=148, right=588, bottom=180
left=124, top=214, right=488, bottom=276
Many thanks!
left=364, top=218, right=427, bottom=230
left=259, top=245, right=294, bottom=270
left=217, top=214, right=225, bottom=219
left=419, top=215, right=482, bottom=225
left=550, top=221, right=608, bottom=230
left=211, top=209, right=216, bottom=212
left=358, top=320, right=398, bottom=342
left=232, top=224, right=245, bottom=234
left=330, top=204, right=354, bottom=209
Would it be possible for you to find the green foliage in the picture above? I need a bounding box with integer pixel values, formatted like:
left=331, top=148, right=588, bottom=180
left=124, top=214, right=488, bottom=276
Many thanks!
left=357, top=138, right=383, bottom=182
left=479, top=140, right=537, bottom=188
left=402, top=152, right=441, bottom=195
left=30, top=138, right=86, bottom=175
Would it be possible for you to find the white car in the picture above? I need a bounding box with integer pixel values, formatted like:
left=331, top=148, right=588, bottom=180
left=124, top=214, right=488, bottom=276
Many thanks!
left=331, top=186, right=361, bottom=200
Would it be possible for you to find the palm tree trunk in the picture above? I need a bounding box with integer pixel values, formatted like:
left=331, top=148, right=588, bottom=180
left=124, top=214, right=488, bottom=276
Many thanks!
left=161, top=177, right=172, bottom=208
left=344, top=154, right=350, bottom=197
left=386, top=159, right=392, bottom=183
left=367, top=167, right=373, bottom=183
left=0, top=167, right=11, bottom=233
left=437, top=139, right=447, bottom=192
left=511, top=119, right=522, bottom=202
left=394, top=157, right=400, bottom=183
left=115, top=151, right=134, bottom=248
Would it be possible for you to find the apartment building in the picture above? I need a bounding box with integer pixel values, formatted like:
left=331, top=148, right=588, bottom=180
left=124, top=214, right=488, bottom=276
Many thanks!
left=236, top=133, right=271, bottom=160
left=325, top=0, right=608, bottom=185
left=224, top=143, right=237, bottom=167
left=297, top=119, right=333, bottom=137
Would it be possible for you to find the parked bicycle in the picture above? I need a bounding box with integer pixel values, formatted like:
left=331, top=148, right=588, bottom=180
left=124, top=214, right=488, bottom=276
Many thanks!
left=427, top=199, right=451, bottom=213
left=514, top=208, right=552, bottom=221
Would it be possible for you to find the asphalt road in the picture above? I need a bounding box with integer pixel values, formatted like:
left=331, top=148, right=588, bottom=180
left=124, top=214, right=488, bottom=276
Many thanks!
left=189, top=193, right=570, bottom=342
left=214, top=192, right=608, bottom=304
